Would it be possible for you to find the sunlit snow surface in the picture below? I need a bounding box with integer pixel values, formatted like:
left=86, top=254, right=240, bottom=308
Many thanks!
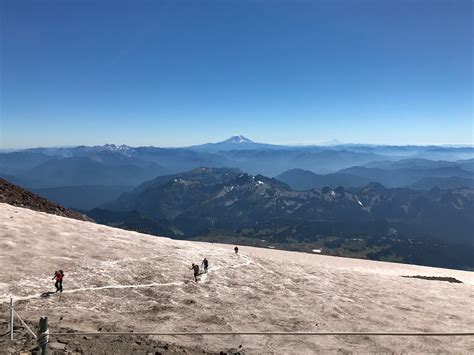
left=1, top=203, right=473, bottom=353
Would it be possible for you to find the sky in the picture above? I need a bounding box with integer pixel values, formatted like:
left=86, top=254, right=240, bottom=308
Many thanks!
left=0, top=0, right=472, bottom=148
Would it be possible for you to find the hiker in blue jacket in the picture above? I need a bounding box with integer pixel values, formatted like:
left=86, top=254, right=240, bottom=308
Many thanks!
left=201, top=258, right=209, bottom=273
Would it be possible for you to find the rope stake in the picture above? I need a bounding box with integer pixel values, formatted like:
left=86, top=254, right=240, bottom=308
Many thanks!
left=37, top=329, right=50, bottom=345
left=37, top=317, right=49, bottom=355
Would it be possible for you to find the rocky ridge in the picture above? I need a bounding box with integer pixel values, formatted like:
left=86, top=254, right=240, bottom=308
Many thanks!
left=0, top=178, right=93, bottom=222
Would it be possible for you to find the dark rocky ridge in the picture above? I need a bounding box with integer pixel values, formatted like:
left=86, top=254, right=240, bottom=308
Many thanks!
left=102, top=169, right=474, bottom=245
left=402, top=275, right=463, bottom=283
left=0, top=178, right=93, bottom=222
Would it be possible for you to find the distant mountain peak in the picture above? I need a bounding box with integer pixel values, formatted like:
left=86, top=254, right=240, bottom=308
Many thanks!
left=223, top=135, right=253, bottom=144
left=100, top=144, right=132, bottom=151
left=186, top=135, right=276, bottom=152
left=319, top=139, right=346, bottom=146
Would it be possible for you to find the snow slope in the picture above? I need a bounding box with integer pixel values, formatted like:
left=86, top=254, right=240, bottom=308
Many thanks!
left=0, top=203, right=473, bottom=353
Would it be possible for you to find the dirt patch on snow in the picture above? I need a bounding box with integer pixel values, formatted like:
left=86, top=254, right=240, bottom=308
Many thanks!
left=402, top=275, right=463, bottom=283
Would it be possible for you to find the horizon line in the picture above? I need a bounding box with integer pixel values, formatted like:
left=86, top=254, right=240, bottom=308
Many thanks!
left=1, top=140, right=473, bottom=151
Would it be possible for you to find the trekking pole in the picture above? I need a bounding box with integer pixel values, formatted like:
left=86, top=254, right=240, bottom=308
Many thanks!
left=9, top=298, right=14, bottom=341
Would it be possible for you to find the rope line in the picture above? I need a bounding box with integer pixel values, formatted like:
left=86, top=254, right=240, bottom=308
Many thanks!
left=48, top=331, right=474, bottom=337
left=6, top=302, right=38, bottom=339
left=11, top=308, right=37, bottom=339
left=37, top=329, right=49, bottom=347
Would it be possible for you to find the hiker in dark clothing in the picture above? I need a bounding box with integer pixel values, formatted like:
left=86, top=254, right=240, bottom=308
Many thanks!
left=190, top=263, right=200, bottom=282
left=52, top=270, right=64, bottom=292
left=234, top=246, right=239, bottom=254
left=201, top=258, right=209, bottom=273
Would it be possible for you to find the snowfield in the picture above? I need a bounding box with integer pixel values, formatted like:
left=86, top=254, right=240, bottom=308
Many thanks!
left=1, top=202, right=473, bottom=353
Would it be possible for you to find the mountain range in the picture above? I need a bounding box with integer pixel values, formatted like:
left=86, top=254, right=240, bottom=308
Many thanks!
left=0, top=156, right=473, bottom=269
left=277, top=159, right=474, bottom=191
left=85, top=167, right=474, bottom=270
left=1, top=137, right=473, bottom=243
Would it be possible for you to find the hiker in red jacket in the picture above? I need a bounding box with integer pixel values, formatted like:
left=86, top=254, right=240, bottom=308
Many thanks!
left=52, top=270, right=64, bottom=292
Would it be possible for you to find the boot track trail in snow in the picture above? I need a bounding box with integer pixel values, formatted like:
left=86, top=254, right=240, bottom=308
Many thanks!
left=2, top=255, right=253, bottom=303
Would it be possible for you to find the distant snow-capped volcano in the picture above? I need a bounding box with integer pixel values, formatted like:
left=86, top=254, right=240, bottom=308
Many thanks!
left=187, top=135, right=285, bottom=152
left=223, top=135, right=254, bottom=144
left=319, top=139, right=346, bottom=146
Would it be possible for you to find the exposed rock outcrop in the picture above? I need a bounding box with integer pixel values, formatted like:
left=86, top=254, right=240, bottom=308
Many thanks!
left=0, top=178, right=93, bottom=222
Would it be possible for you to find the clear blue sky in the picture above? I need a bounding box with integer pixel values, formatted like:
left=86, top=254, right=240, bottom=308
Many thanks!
left=1, top=0, right=472, bottom=148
